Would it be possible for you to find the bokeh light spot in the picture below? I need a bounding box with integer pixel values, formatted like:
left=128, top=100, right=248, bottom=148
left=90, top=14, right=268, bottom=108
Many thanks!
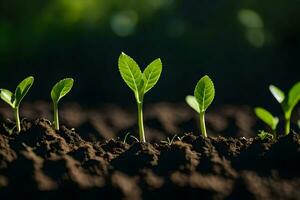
left=110, top=10, right=138, bottom=37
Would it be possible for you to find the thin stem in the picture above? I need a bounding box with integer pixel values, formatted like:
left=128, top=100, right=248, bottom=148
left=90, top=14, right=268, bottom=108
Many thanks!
left=137, top=102, right=146, bottom=142
left=199, top=112, right=207, bottom=137
left=53, top=102, right=59, bottom=130
left=284, top=116, right=290, bottom=135
left=13, top=107, right=21, bottom=133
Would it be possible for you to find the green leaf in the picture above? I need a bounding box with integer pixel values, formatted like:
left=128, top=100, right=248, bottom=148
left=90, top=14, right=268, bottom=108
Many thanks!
left=142, top=58, right=162, bottom=94
left=118, top=52, right=143, bottom=96
left=185, top=95, right=200, bottom=113
left=194, top=75, right=215, bottom=113
left=14, top=76, right=34, bottom=107
left=0, top=89, right=14, bottom=108
left=269, top=85, right=285, bottom=103
left=286, top=82, right=300, bottom=112
left=254, top=107, right=279, bottom=130
left=51, top=78, right=74, bottom=103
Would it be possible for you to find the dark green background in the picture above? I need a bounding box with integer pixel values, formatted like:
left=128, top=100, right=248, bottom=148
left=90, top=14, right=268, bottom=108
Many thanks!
left=0, top=0, right=299, bottom=108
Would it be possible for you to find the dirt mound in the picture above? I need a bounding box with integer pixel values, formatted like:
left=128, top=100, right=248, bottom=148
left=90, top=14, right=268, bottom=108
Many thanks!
left=0, top=118, right=300, bottom=199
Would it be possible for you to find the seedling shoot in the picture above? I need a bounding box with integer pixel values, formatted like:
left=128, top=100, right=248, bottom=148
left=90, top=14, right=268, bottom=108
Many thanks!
left=269, top=82, right=300, bottom=135
left=254, top=107, right=279, bottom=138
left=0, top=76, right=34, bottom=133
left=118, top=52, right=162, bottom=142
left=51, top=78, right=74, bottom=130
left=186, top=75, right=215, bottom=137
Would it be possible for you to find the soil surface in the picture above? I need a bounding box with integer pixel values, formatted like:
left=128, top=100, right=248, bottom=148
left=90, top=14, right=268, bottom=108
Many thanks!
left=0, top=102, right=300, bottom=199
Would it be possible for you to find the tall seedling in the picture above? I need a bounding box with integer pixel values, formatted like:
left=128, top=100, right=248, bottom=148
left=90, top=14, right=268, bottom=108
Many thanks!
left=51, top=78, right=74, bottom=130
left=0, top=76, right=34, bottom=133
left=269, top=82, right=300, bottom=135
left=186, top=75, right=215, bottom=137
left=118, top=52, right=162, bottom=142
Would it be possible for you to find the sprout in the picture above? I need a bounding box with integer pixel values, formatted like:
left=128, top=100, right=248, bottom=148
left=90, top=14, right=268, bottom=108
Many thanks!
left=118, top=52, right=162, bottom=142
left=161, top=135, right=178, bottom=146
left=0, top=76, right=34, bottom=133
left=186, top=75, right=215, bottom=137
left=51, top=78, right=74, bottom=130
left=269, top=82, right=300, bottom=135
left=254, top=107, right=279, bottom=138
left=257, top=130, right=274, bottom=140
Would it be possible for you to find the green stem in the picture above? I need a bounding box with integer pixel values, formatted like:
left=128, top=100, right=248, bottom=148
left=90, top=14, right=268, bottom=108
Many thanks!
left=284, top=116, right=290, bottom=135
left=137, top=102, right=146, bottom=142
left=13, top=107, right=21, bottom=133
left=200, top=112, right=207, bottom=137
left=53, top=102, right=59, bottom=130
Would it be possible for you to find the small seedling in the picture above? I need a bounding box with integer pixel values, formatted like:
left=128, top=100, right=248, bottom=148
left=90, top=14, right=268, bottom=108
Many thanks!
left=123, top=132, right=140, bottom=144
left=269, top=82, right=300, bottom=135
left=186, top=75, right=215, bottom=137
left=161, top=134, right=177, bottom=146
left=51, top=78, right=74, bottom=130
left=257, top=130, right=274, bottom=140
left=254, top=107, right=279, bottom=138
left=0, top=76, right=34, bottom=133
left=298, top=120, right=300, bottom=130
left=118, top=52, right=162, bottom=142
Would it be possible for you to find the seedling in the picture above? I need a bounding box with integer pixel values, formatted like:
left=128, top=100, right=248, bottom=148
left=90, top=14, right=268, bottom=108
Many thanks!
left=257, top=130, right=274, bottom=140
left=51, top=78, right=74, bottom=130
left=0, top=76, right=34, bottom=133
left=186, top=75, right=215, bottom=137
left=254, top=107, right=279, bottom=138
left=269, top=82, right=300, bottom=135
left=161, top=135, right=178, bottom=146
left=118, top=52, right=162, bottom=142
left=123, top=132, right=140, bottom=144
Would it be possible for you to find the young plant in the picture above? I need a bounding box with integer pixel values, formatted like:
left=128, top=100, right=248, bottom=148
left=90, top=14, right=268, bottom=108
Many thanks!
left=186, top=75, right=215, bottom=137
left=269, top=82, right=300, bottom=135
left=118, top=52, right=162, bottom=142
left=51, top=78, right=74, bottom=131
left=161, top=134, right=178, bottom=146
left=254, top=107, right=279, bottom=138
left=0, top=76, right=34, bottom=133
left=257, top=130, right=274, bottom=140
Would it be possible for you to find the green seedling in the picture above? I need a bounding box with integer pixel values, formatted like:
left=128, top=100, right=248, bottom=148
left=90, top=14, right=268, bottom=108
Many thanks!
left=0, top=76, right=34, bottom=133
left=118, top=52, right=162, bottom=142
left=186, top=75, right=215, bottom=137
left=51, top=78, right=74, bottom=131
left=269, top=82, right=300, bottom=135
left=254, top=107, right=279, bottom=138
left=257, top=130, right=274, bottom=140
left=298, top=120, right=300, bottom=130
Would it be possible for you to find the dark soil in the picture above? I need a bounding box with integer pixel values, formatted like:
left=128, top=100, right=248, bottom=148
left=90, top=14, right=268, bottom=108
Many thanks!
left=0, top=103, right=300, bottom=199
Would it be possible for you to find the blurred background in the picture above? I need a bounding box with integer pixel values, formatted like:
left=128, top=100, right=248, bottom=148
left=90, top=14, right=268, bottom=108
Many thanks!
left=0, top=0, right=299, bottom=107
left=0, top=0, right=300, bottom=139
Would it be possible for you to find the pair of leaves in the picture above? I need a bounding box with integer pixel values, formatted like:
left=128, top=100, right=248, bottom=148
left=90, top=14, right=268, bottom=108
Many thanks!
left=186, top=75, right=215, bottom=113
left=118, top=52, right=162, bottom=102
left=269, top=82, right=300, bottom=117
left=51, top=78, right=74, bottom=104
left=0, top=76, right=34, bottom=108
left=254, top=107, right=278, bottom=131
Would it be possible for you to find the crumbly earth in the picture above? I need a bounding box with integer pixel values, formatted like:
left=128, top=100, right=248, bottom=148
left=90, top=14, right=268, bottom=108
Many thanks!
left=0, top=118, right=300, bottom=200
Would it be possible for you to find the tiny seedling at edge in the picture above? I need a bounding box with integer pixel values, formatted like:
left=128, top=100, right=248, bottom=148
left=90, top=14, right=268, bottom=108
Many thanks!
left=0, top=76, right=34, bottom=133
left=51, top=78, right=74, bottom=131
left=254, top=107, right=279, bottom=138
left=269, top=82, right=300, bottom=135
left=186, top=75, right=215, bottom=137
left=118, top=52, right=162, bottom=142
